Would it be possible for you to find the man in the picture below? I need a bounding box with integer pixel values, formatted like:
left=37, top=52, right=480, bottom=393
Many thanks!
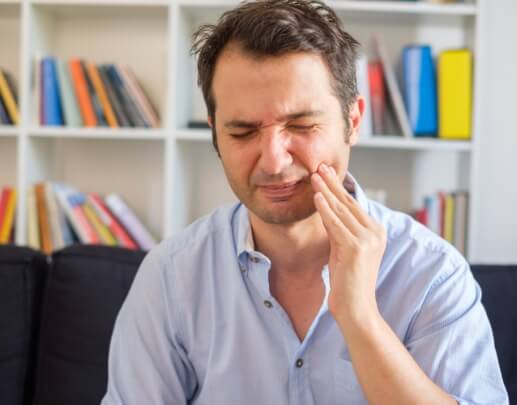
left=102, top=0, right=508, bottom=404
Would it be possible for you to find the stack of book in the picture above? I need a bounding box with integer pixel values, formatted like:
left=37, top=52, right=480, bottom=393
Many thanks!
left=412, top=190, right=469, bottom=255
left=0, top=186, right=17, bottom=244
left=28, top=182, right=157, bottom=254
left=0, top=69, right=19, bottom=125
left=36, top=57, right=160, bottom=128
left=356, top=37, right=473, bottom=140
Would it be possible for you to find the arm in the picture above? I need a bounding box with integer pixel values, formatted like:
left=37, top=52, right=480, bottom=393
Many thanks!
left=311, top=163, right=497, bottom=405
left=101, top=246, right=197, bottom=404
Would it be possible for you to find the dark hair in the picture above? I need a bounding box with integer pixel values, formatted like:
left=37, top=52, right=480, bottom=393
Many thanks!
left=191, top=0, right=360, bottom=152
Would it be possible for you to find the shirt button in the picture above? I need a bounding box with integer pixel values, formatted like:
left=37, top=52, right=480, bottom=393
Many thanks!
left=250, top=256, right=259, bottom=263
left=239, top=265, right=246, bottom=273
left=263, top=300, right=273, bottom=308
left=296, top=358, right=304, bottom=368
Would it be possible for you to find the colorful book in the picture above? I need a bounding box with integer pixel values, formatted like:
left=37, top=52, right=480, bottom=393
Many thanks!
left=0, top=188, right=16, bottom=244
left=0, top=69, right=19, bottom=125
left=45, top=182, right=65, bottom=251
left=356, top=54, right=372, bottom=139
left=105, top=193, right=156, bottom=250
left=70, top=59, right=97, bottom=127
left=86, top=63, right=118, bottom=128
left=55, top=59, right=83, bottom=127
left=81, top=60, right=107, bottom=126
left=374, top=36, right=413, bottom=138
left=453, top=191, right=469, bottom=255
left=83, top=202, right=117, bottom=246
left=117, top=64, right=160, bottom=128
left=0, top=91, right=12, bottom=124
left=443, top=193, right=455, bottom=244
left=42, top=58, right=64, bottom=126
left=0, top=188, right=10, bottom=237
left=438, top=49, right=473, bottom=140
left=402, top=45, right=438, bottom=136
left=88, top=193, right=138, bottom=250
left=368, top=60, right=386, bottom=135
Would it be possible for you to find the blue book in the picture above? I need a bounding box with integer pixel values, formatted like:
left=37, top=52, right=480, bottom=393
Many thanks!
left=0, top=93, right=12, bottom=124
left=42, top=57, right=64, bottom=126
left=402, top=45, right=437, bottom=136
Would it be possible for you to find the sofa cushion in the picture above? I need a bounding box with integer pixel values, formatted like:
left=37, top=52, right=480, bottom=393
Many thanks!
left=0, top=245, right=47, bottom=405
left=32, top=244, right=146, bottom=405
left=471, top=265, right=517, bottom=404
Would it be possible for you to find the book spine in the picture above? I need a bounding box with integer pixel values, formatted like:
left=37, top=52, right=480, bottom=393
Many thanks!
left=117, top=64, right=160, bottom=128
left=106, top=65, right=145, bottom=127
left=44, top=182, right=65, bottom=250
left=0, top=69, right=19, bottom=125
left=88, top=193, right=138, bottom=249
left=87, top=63, right=118, bottom=128
left=42, top=58, right=64, bottom=126
left=0, top=188, right=16, bottom=243
left=81, top=60, right=107, bottom=126
left=35, top=183, right=53, bottom=254
left=27, top=185, right=40, bottom=250
left=54, top=183, right=90, bottom=243
left=105, top=193, right=156, bottom=250
left=0, top=90, right=12, bottom=124
left=55, top=60, right=83, bottom=127
left=0, top=187, right=10, bottom=240
left=69, top=59, right=97, bottom=127
left=98, top=65, right=131, bottom=127
left=83, top=203, right=117, bottom=246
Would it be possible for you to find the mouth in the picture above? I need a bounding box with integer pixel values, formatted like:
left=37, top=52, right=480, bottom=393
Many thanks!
left=257, top=180, right=303, bottom=200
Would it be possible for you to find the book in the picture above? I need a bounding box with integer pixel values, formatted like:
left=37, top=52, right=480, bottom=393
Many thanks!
left=106, top=65, right=147, bottom=127
left=0, top=69, right=19, bottom=125
left=443, top=193, right=455, bottom=244
left=453, top=191, right=469, bottom=255
left=373, top=36, right=413, bottom=138
left=116, top=64, right=160, bottom=128
left=82, top=202, right=117, bottom=246
left=0, top=188, right=10, bottom=237
left=105, top=193, right=156, bottom=250
left=27, top=185, right=40, bottom=250
left=0, top=187, right=16, bottom=244
left=35, top=183, right=53, bottom=254
left=98, top=65, right=131, bottom=127
left=81, top=60, right=107, bottom=126
left=402, top=45, right=438, bottom=136
left=438, top=49, right=473, bottom=139
left=45, top=182, right=65, bottom=251
left=86, top=63, right=118, bottom=128
left=69, top=59, right=97, bottom=127
left=368, top=60, right=386, bottom=135
left=55, top=60, right=83, bottom=127
left=88, top=192, right=138, bottom=250
left=0, top=94, right=12, bottom=124
left=41, top=58, right=64, bottom=126
left=356, top=54, right=373, bottom=138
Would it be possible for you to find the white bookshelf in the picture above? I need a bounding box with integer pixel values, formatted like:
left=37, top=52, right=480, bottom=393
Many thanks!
left=0, top=0, right=501, bottom=262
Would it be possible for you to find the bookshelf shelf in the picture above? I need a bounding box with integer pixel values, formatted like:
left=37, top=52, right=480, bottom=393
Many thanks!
left=29, top=127, right=168, bottom=140
left=175, top=129, right=472, bottom=152
left=0, top=126, right=19, bottom=137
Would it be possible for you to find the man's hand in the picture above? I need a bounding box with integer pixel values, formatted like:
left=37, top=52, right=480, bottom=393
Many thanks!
left=310, top=163, right=387, bottom=325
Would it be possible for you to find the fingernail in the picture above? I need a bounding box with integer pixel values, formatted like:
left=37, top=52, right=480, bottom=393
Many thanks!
left=320, top=163, right=329, bottom=173
left=330, top=166, right=336, bottom=175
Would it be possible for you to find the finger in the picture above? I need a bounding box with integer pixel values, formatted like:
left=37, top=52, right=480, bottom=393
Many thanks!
left=313, top=191, right=355, bottom=244
left=318, top=164, right=373, bottom=229
left=311, top=172, right=363, bottom=237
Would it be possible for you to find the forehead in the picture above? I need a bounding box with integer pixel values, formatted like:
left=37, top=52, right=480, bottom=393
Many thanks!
left=211, top=45, right=335, bottom=120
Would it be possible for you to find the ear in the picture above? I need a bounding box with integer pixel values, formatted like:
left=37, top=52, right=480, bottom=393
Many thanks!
left=347, top=96, right=366, bottom=146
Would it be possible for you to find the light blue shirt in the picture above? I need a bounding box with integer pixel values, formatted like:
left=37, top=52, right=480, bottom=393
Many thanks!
left=102, top=173, right=508, bottom=405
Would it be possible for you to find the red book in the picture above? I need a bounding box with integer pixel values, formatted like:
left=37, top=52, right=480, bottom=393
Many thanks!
left=414, top=207, right=428, bottom=226
left=88, top=193, right=138, bottom=250
left=437, top=191, right=447, bottom=237
left=368, top=60, right=386, bottom=135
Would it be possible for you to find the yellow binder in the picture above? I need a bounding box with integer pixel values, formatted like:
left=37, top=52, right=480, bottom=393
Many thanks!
left=438, top=49, right=473, bottom=140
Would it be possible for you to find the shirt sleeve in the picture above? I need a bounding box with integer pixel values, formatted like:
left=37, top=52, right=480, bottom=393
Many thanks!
left=101, top=245, right=197, bottom=404
left=405, top=258, right=509, bottom=405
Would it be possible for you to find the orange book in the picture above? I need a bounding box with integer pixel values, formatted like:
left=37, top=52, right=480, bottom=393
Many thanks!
left=35, top=183, right=53, bottom=254
left=86, top=63, right=118, bottom=128
left=69, top=59, right=97, bottom=127
left=0, top=188, right=17, bottom=243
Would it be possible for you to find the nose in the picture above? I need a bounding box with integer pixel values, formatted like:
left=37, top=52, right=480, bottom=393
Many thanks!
left=257, top=127, right=293, bottom=176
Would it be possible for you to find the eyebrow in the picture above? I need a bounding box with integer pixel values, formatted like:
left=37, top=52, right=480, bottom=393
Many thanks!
left=224, top=110, right=324, bottom=129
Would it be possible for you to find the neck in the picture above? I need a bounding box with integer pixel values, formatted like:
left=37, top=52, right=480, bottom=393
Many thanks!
left=249, top=211, right=330, bottom=279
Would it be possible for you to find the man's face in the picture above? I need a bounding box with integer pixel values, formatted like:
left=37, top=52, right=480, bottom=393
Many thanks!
left=209, top=45, right=361, bottom=225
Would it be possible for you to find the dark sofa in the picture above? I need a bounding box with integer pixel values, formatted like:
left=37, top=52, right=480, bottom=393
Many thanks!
left=0, top=244, right=514, bottom=405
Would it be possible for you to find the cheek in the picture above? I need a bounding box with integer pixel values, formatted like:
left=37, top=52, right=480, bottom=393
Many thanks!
left=292, top=134, right=345, bottom=174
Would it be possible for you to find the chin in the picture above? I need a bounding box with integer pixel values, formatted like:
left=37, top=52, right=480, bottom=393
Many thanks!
left=248, top=198, right=317, bottom=225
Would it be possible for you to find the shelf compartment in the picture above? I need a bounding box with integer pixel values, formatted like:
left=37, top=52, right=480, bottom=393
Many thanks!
left=29, top=127, right=167, bottom=140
